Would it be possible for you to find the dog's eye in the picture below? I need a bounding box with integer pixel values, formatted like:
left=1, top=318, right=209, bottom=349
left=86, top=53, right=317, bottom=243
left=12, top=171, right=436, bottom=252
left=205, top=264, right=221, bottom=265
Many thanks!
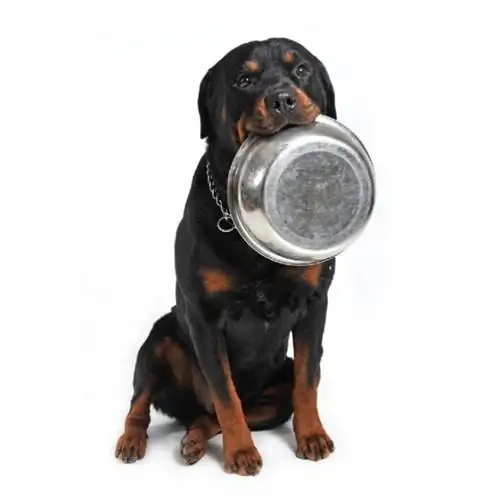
left=236, top=75, right=252, bottom=89
left=295, top=63, right=310, bottom=78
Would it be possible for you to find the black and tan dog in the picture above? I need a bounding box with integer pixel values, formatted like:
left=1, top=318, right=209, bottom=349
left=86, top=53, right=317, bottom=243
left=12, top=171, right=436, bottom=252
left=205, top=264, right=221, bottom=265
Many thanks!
left=115, top=37, right=338, bottom=476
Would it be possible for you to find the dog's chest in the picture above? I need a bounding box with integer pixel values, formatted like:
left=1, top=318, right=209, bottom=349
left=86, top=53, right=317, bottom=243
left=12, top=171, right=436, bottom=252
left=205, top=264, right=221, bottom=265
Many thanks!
left=220, top=277, right=308, bottom=368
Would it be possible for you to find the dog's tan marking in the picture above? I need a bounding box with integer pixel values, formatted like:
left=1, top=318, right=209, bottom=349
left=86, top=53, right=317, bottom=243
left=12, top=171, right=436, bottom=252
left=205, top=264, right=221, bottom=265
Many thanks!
left=200, top=267, right=233, bottom=294
left=282, top=51, right=294, bottom=63
left=209, top=351, right=262, bottom=475
left=255, top=96, right=268, bottom=119
left=292, top=341, right=334, bottom=460
left=302, top=264, right=322, bottom=288
left=235, top=118, right=247, bottom=144
left=295, top=88, right=321, bottom=122
left=244, top=60, right=260, bottom=72
left=115, top=385, right=152, bottom=462
left=154, top=338, right=191, bottom=388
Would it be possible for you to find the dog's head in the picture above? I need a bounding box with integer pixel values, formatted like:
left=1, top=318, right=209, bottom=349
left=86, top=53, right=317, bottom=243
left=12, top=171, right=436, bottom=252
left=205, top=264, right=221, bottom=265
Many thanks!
left=197, top=38, right=337, bottom=151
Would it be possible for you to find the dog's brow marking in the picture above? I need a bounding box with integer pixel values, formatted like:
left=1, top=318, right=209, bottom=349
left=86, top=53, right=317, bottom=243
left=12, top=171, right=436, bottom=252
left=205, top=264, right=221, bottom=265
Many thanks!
left=200, top=267, right=233, bottom=294
left=282, top=51, right=294, bottom=63
left=244, top=60, right=260, bottom=72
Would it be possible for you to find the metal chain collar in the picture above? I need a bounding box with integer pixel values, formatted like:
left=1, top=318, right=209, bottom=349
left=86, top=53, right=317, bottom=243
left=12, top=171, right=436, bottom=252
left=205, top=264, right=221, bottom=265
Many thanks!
left=205, top=161, right=235, bottom=233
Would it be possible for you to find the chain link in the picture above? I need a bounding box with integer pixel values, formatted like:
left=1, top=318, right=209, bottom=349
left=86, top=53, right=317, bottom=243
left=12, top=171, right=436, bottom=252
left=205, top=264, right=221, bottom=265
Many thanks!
left=205, top=161, right=235, bottom=233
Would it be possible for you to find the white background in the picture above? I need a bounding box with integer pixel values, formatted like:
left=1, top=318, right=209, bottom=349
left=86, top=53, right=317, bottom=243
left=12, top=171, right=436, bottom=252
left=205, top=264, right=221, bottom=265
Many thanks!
left=1, top=1, right=499, bottom=499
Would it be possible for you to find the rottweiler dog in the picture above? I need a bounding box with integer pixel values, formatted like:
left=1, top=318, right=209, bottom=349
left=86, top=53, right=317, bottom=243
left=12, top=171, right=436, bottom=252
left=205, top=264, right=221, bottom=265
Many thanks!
left=115, top=37, right=338, bottom=476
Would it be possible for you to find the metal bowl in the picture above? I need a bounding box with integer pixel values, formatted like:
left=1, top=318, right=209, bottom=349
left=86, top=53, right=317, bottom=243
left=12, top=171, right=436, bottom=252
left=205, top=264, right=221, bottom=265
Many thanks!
left=227, top=114, right=376, bottom=266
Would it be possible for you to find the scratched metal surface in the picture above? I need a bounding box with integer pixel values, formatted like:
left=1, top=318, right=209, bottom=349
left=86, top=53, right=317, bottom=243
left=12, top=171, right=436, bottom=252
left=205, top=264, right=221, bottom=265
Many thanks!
left=268, top=150, right=370, bottom=251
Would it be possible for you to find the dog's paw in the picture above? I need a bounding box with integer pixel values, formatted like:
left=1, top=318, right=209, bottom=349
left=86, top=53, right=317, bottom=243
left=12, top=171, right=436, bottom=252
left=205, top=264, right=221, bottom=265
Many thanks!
left=296, top=431, right=334, bottom=461
left=224, top=446, right=263, bottom=476
left=180, top=434, right=207, bottom=465
left=115, top=430, right=147, bottom=463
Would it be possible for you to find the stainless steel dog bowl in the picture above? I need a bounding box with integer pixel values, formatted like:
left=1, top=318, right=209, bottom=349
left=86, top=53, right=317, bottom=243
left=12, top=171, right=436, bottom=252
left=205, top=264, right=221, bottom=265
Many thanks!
left=227, top=114, right=376, bottom=266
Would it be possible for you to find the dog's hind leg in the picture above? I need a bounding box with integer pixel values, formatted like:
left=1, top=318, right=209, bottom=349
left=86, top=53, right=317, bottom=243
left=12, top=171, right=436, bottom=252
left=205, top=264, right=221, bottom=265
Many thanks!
left=180, top=414, right=220, bottom=465
left=115, top=312, right=176, bottom=463
left=115, top=382, right=153, bottom=463
left=244, top=357, right=294, bottom=431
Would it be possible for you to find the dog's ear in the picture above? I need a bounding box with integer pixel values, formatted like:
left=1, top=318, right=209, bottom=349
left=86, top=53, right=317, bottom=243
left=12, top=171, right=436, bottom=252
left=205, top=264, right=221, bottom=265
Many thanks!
left=197, top=68, right=214, bottom=139
left=316, top=59, right=337, bottom=119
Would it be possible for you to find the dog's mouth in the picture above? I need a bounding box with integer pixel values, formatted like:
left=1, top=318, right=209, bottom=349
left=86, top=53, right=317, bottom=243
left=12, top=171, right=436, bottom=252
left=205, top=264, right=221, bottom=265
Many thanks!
left=240, top=116, right=318, bottom=141
left=246, top=121, right=289, bottom=136
left=239, top=102, right=320, bottom=142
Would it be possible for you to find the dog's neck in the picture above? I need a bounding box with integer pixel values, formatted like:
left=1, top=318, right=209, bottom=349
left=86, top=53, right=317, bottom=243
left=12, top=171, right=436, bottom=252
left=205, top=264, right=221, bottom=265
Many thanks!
left=204, top=142, right=236, bottom=207
left=199, top=141, right=283, bottom=272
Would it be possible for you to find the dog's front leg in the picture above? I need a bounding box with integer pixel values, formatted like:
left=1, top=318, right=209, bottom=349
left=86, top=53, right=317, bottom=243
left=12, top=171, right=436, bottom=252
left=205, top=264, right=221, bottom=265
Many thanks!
left=186, top=307, right=262, bottom=476
left=291, top=293, right=335, bottom=461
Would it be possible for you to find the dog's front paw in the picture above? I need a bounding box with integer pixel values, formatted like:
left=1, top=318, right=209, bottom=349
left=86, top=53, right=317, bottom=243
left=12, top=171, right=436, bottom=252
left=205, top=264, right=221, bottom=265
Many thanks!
left=224, top=446, right=263, bottom=476
left=296, top=430, right=334, bottom=461
left=115, top=429, right=147, bottom=463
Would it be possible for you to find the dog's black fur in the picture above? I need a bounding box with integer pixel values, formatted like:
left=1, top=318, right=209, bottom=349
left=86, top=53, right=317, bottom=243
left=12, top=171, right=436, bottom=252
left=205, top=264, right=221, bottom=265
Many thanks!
left=115, top=37, right=338, bottom=475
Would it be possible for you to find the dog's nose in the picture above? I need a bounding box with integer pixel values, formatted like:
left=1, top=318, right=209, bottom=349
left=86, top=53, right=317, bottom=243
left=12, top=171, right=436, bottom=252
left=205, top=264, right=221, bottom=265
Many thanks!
left=266, top=90, right=297, bottom=114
